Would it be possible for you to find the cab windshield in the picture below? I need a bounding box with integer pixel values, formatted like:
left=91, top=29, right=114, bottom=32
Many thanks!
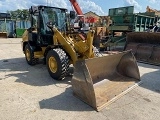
left=41, top=7, right=66, bottom=31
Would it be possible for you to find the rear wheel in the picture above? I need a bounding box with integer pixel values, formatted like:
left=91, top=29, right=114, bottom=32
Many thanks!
left=24, top=44, right=38, bottom=65
left=46, top=48, right=69, bottom=80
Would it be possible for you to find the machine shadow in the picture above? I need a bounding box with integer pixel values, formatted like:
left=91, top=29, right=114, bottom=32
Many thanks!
left=138, top=63, right=160, bottom=94
left=0, top=57, right=73, bottom=86
left=39, top=87, right=93, bottom=111
left=2, top=57, right=160, bottom=111
left=1, top=57, right=92, bottom=111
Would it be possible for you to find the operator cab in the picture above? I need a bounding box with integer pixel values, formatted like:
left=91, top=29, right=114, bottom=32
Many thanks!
left=28, top=5, right=68, bottom=46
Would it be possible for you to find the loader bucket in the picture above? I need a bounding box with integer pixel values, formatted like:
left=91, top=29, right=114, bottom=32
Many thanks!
left=125, top=32, right=160, bottom=65
left=72, top=51, right=140, bottom=111
left=0, top=32, right=7, bottom=38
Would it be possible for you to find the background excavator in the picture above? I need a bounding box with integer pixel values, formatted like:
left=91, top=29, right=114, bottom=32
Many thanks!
left=22, top=5, right=140, bottom=111
left=69, top=0, right=97, bottom=29
left=69, top=0, right=110, bottom=50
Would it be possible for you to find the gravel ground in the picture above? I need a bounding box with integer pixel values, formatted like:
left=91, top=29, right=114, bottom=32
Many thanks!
left=0, top=38, right=160, bottom=120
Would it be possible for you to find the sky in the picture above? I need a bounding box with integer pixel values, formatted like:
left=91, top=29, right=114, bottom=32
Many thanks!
left=0, top=0, right=160, bottom=16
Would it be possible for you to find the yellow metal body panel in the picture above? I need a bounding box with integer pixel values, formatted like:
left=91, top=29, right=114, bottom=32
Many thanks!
left=53, top=28, right=78, bottom=64
left=52, top=28, right=95, bottom=64
left=34, top=51, right=44, bottom=58
left=74, top=41, right=89, bottom=53
left=85, top=30, right=95, bottom=58
left=22, top=30, right=29, bottom=42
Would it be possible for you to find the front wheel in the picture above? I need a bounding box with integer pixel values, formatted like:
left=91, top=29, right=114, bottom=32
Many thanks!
left=46, top=48, right=69, bottom=80
left=24, top=44, right=38, bottom=65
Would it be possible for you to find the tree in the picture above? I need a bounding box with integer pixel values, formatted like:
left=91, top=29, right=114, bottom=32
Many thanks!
left=7, top=9, right=30, bottom=28
left=7, top=9, right=29, bottom=20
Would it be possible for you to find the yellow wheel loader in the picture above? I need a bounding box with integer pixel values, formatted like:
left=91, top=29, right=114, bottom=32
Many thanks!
left=22, top=5, right=140, bottom=111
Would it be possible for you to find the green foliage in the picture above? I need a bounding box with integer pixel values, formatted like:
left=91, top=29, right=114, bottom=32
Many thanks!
left=7, top=9, right=29, bottom=20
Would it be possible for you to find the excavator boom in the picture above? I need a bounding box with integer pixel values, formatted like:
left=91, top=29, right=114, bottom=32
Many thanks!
left=69, top=0, right=83, bottom=15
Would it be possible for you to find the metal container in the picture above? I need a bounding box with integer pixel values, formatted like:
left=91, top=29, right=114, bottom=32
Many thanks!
left=0, top=19, right=15, bottom=38
left=108, top=6, right=159, bottom=32
left=109, top=6, right=134, bottom=16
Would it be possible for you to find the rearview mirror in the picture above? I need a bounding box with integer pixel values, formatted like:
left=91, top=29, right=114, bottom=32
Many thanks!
left=70, top=11, right=76, bottom=19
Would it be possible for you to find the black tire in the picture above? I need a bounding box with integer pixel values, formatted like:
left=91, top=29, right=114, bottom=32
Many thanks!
left=46, top=48, right=69, bottom=80
left=24, top=44, right=38, bottom=65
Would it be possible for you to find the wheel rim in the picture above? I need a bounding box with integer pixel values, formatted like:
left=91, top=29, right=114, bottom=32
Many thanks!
left=49, top=56, right=57, bottom=73
left=26, top=49, right=30, bottom=61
